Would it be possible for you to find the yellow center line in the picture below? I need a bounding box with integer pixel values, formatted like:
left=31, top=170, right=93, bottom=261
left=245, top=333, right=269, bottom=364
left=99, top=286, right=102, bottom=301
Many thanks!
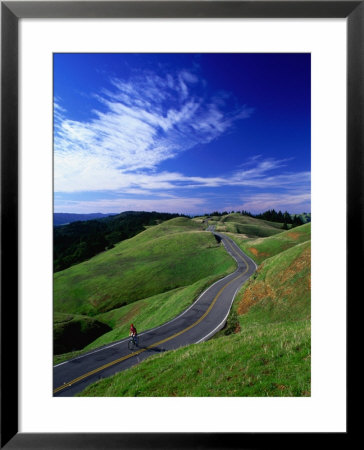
left=53, top=235, right=251, bottom=395
left=224, top=237, right=241, bottom=260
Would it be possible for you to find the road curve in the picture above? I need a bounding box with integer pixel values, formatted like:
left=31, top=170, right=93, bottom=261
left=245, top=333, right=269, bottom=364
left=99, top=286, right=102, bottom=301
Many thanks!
left=53, top=232, right=257, bottom=397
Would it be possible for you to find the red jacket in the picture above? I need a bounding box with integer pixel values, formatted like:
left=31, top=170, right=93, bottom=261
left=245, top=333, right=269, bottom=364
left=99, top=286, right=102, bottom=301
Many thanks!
left=130, top=325, right=137, bottom=335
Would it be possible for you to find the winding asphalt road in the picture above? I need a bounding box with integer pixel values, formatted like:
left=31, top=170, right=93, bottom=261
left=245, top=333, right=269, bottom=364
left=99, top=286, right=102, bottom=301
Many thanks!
left=53, top=232, right=257, bottom=397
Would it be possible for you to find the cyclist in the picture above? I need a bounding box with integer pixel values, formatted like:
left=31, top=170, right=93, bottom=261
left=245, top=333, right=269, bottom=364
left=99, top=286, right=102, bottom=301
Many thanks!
left=129, top=323, right=138, bottom=346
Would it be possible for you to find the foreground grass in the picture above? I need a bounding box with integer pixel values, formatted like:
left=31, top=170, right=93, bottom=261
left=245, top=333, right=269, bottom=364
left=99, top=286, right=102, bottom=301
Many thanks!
left=78, top=235, right=311, bottom=396
left=54, top=219, right=233, bottom=316
left=78, top=319, right=310, bottom=397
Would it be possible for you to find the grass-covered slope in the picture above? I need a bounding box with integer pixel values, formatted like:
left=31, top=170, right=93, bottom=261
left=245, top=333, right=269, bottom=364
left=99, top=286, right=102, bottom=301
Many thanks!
left=220, top=213, right=284, bottom=229
left=54, top=273, right=232, bottom=364
left=54, top=218, right=233, bottom=317
left=205, top=213, right=284, bottom=237
left=78, top=230, right=311, bottom=397
left=236, top=241, right=310, bottom=322
left=54, top=217, right=236, bottom=361
left=135, top=216, right=204, bottom=241
left=54, top=211, right=182, bottom=272
left=229, top=222, right=311, bottom=264
left=78, top=320, right=310, bottom=397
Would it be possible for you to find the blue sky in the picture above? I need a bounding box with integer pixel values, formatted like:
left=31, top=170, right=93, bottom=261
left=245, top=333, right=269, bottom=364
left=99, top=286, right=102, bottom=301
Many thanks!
left=54, top=53, right=310, bottom=215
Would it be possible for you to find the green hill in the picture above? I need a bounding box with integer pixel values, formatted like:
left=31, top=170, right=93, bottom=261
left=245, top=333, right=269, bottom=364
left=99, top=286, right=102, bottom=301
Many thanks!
left=220, top=213, right=284, bottom=229
left=54, top=211, right=183, bottom=272
left=77, top=227, right=311, bottom=397
left=54, top=219, right=232, bottom=317
left=204, top=213, right=285, bottom=237
left=127, top=216, right=204, bottom=244
left=54, top=217, right=236, bottom=360
left=235, top=240, right=311, bottom=322
left=54, top=273, right=230, bottom=364
left=229, top=222, right=311, bottom=264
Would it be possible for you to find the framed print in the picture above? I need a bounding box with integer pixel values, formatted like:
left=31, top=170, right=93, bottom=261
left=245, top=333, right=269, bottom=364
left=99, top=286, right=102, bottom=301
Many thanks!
left=1, top=1, right=359, bottom=448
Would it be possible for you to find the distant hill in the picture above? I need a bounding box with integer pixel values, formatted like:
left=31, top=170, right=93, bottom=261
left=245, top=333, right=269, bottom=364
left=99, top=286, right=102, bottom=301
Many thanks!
left=194, top=213, right=285, bottom=238
left=54, top=213, right=117, bottom=226
left=54, top=211, right=184, bottom=272
left=196, top=210, right=311, bottom=229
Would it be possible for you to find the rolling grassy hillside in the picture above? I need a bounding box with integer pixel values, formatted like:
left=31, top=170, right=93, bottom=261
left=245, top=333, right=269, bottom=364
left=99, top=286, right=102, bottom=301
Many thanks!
left=77, top=224, right=311, bottom=397
left=54, top=218, right=234, bottom=317
left=235, top=241, right=310, bottom=321
left=54, top=211, right=182, bottom=272
left=54, top=273, right=233, bottom=364
left=201, top=213, right=285, bottom=237
left=78, top=320, right=310, bottom=397
left=220, top=213, right=284, bottom=229
left=229, top=222, right=311, bottom=264
left=54, top=217, right=236, bottom=358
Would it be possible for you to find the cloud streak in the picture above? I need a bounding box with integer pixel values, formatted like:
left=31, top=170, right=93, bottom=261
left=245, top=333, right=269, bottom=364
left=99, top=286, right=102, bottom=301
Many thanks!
left=237, top=192, right=311, bottom=214
left=54, top=196, right=208, bottom=215
left=54, top=69, right=253, bottom=193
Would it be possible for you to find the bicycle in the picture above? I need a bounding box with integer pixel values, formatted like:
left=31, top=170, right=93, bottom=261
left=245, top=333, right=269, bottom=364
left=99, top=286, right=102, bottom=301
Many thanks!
left=128, top=334, right=138, bottom=350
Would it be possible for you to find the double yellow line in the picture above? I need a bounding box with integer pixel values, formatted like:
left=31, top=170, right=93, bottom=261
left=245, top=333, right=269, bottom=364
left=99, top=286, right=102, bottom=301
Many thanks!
left=53, top=236, right=250, bottom=395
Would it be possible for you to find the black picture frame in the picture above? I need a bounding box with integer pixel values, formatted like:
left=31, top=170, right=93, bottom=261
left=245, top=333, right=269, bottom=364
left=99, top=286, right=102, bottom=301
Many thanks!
left=1, top=1, right=358, bottom=448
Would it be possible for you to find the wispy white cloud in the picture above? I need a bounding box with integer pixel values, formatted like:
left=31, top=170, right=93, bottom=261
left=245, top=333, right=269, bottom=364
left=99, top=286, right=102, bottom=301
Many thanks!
left=236, top=192, right=311, bottom=214
left=55, top=189, right=311, bottom=216
left=54, top=98, right=67, bottom=128
left=54, top=196, right=207, bottom=215
left=54, top=69, right=253, bottom=193
left=55, top=148, right=310, bottom=195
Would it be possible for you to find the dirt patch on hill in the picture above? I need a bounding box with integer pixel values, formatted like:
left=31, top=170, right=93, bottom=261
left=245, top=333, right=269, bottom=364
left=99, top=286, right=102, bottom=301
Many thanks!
left=248, top=247, right=270, bottom=259
left=286, top=231, right=301, bottom=240
left=237, top=244, right=311, bottom=317
left=237, top=282, right=274, bottom=315
left=249, top=247, right=259, bottom=256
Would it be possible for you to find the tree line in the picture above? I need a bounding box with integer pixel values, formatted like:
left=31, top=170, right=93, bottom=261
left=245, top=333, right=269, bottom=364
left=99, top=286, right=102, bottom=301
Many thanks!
left=205, top=209, right=309, bottom=228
